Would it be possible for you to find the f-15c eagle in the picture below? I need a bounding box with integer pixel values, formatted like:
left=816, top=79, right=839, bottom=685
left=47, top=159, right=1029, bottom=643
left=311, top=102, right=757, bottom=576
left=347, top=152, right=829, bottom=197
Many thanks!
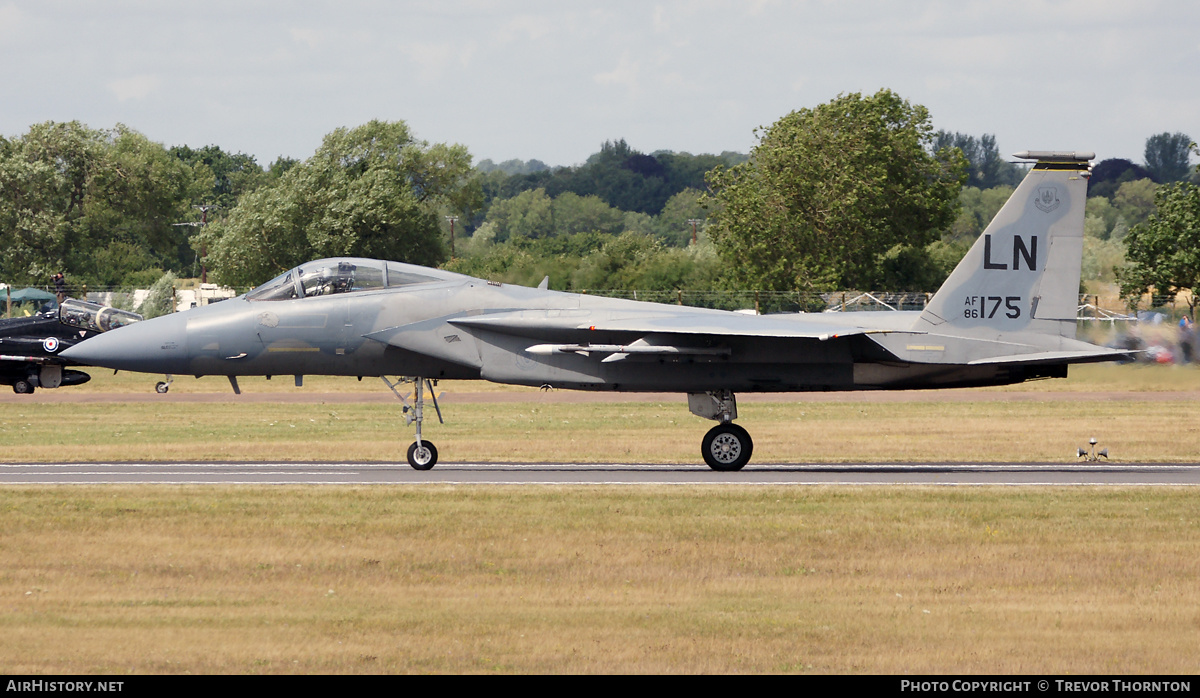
left=62, top=151, right=1126, bottom=470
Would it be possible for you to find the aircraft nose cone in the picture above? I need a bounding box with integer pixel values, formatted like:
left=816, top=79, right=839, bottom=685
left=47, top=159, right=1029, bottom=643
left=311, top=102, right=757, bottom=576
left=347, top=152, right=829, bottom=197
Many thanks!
left=59, top=311, right=190, bottom=374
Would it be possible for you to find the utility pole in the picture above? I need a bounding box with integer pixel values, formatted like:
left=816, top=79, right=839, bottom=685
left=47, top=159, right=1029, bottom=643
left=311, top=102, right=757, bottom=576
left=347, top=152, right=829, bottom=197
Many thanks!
left=686, top=218, right=703, bottom=245
left=445, top=215, right=459, bottom=259
left=173, top=204, right=218, bottom=283
left=197, top=205, right=214, bottom=283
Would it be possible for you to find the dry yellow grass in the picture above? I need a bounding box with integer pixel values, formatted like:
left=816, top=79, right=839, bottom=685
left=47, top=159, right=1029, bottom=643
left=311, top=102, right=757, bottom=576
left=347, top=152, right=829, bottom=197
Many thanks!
left=1, top=397, right=1198, bottom=463
left=1, top=486, right=1197, bottom=674
left=4, top=364, right=1199, bottom=674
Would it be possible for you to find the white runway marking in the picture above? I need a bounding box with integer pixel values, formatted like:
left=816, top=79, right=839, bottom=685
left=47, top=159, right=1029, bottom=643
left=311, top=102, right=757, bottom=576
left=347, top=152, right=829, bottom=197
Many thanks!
left=3, top=462, right=1200, bottom=486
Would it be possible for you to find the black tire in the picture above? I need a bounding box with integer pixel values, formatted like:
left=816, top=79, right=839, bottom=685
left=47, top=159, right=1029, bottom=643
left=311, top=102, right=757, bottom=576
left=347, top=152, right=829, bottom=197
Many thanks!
left=407, top=441, right=438, bottom=470
left=702, top=423, right=753, bottom=471
left=12, top=380, right=34, bottom=395
left=155, top=382, right=170, bottom=394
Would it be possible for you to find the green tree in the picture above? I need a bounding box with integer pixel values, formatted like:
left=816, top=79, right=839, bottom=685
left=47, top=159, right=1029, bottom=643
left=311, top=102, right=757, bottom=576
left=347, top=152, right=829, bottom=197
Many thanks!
left=139, top=271, right=179, bottom=318
left=170, top=144, right=266, bottom=211
left=1084, top=196, right=1121, bottom=240
left=571, top=232, right=666, bottom=290
left=1112, top=178, right=1159, bottom=229
left=947, top=185, right=1014, bottom=241
left=1144, top=132, right=1194, bottom=184
left=705, top=90, right=966, bottom=292
left=443, top=230, right=723, bottom=293
left=621, top=210, right=657, bottom=238
left=198, top=120, right=474, bottom=287
left=0, top=121, right=196, bottom=288
left=1088, top=158, right=1153, bottom=200
left=655, top=188, right=709, bottom=246
left=1118, top=182, right=1200, bottom=314
left=1081, top=237, right=1125, bottom=283
left=551, top=192, right=624, bottom=236
left=473, top=142, right=745, bottom=222
left=484, top=188, right=554, bottom=241
left=931, top=132, right=1023, bottom=189
left=476, top=158, right=550, bottom=175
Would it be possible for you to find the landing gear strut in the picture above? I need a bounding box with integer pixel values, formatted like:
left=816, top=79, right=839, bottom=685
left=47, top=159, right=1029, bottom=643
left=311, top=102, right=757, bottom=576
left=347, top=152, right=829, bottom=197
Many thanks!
left=689, top=390, right=753, bottom=471
left=382, top=376, right=443, bottom=470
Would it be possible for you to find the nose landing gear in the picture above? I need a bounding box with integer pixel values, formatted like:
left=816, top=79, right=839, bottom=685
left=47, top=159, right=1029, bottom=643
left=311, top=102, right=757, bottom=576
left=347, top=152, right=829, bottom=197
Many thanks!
left=382, top=376, right=443, bottom=470
left=406, top=440, right=438, bottom=471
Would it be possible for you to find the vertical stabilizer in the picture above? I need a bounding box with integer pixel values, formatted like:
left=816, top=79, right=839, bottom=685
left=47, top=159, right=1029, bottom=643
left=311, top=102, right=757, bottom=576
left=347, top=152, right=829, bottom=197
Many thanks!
left=915, top=151, right=1093, bottom=339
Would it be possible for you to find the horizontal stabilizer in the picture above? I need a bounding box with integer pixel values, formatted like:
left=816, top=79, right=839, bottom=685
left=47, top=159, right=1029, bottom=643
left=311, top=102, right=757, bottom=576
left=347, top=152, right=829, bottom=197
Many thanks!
left=967, top=348, right=1135, bottom=366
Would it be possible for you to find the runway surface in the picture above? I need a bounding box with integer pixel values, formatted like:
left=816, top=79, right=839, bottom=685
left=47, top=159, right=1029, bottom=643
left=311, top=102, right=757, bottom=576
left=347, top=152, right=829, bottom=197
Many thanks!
left=4, top=461, right=1200, bottom=485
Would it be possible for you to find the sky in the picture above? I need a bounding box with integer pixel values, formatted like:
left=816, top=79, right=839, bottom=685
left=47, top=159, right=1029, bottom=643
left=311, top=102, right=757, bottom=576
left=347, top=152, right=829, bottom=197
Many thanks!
left=1, top=1, right=1196, bottom=168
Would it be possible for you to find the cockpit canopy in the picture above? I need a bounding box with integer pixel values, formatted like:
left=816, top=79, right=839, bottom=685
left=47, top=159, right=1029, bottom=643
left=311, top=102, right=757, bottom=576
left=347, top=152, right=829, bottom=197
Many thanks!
left=58, top=298, right=143, bottom=333
left=246, top=258, right=453, bottom=302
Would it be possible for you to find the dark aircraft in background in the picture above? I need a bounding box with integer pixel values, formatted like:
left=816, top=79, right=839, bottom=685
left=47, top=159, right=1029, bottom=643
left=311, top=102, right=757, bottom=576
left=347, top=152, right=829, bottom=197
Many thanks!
left=62, top=151, right=1128, bottom=470
left=1, top=299, right=142, bottom=393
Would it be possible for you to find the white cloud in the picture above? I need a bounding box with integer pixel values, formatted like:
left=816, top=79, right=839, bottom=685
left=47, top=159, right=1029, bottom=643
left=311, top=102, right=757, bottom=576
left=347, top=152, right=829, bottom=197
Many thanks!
left=402, top=41, right=476, bottom=82
left=107, top=74, right=161, bottom=102
left=497, top=14, right=555, bottom=43
left=652, top=5, right=669, bottom=33
left=0, top=3, right=23, bottom=40
left=594, top=52, right=639, bottom=92
left=289, top=27, right=322, bottom=48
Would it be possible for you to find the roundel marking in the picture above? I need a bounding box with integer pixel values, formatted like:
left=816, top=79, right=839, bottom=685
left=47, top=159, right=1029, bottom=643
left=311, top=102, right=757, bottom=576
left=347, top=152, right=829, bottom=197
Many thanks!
left=43, top=337, right=61, bottom=353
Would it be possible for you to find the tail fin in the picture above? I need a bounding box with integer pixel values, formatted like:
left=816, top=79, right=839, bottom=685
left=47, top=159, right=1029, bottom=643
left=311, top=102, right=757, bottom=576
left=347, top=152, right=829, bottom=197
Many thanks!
left=916, top=151, right=1093, bottom=339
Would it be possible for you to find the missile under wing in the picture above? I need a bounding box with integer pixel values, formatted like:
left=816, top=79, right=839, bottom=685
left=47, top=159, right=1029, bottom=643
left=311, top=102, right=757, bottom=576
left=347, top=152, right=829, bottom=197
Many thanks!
left=62, top=151, right=1126, bottom=470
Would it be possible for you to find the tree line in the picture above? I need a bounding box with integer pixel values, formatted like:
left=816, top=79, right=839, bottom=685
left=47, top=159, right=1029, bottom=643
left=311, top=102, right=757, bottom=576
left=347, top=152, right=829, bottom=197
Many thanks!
left=2, top=95, right=1195, bottom=310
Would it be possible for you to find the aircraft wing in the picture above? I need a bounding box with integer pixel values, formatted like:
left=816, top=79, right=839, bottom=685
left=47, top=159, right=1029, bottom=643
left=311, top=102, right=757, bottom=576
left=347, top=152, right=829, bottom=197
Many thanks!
left=446, top=308, right=891, bottom=341
left=363, top=307, right=901, bottom=370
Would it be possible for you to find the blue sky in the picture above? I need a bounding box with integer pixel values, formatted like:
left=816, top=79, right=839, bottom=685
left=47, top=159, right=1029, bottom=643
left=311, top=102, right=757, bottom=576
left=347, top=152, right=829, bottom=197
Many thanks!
left=2, top=1, right=1196, bottom=167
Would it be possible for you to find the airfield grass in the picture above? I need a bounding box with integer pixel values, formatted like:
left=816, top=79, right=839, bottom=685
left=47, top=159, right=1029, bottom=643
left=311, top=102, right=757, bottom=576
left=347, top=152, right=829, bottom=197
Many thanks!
left=1, top=392, right=1199, bottom=463
left=3, top=364, right=1200, bottom=674
left=1, top=486, right=1198, bottom=674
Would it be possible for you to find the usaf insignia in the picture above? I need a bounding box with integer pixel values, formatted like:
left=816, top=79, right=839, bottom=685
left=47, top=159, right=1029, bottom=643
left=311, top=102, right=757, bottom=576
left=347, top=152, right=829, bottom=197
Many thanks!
left=1034, top=186, right=1060, bottom=213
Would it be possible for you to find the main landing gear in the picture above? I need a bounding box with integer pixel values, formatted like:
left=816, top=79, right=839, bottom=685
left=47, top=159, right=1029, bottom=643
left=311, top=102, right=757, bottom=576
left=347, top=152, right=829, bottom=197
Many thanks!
left=382, top=376, right=443, bottom=470
left=689, top=390, right=753, bottom=471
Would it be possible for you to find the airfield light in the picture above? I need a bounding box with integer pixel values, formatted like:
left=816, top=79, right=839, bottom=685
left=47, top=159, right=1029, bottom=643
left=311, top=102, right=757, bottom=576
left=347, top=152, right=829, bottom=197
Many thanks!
left=1077, top=438, right=1108, bottom=462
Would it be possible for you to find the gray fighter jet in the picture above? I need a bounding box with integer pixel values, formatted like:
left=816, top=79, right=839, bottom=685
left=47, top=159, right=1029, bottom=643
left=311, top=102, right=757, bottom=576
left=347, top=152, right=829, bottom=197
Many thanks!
left=62, top=151, right=1126, bottom=470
